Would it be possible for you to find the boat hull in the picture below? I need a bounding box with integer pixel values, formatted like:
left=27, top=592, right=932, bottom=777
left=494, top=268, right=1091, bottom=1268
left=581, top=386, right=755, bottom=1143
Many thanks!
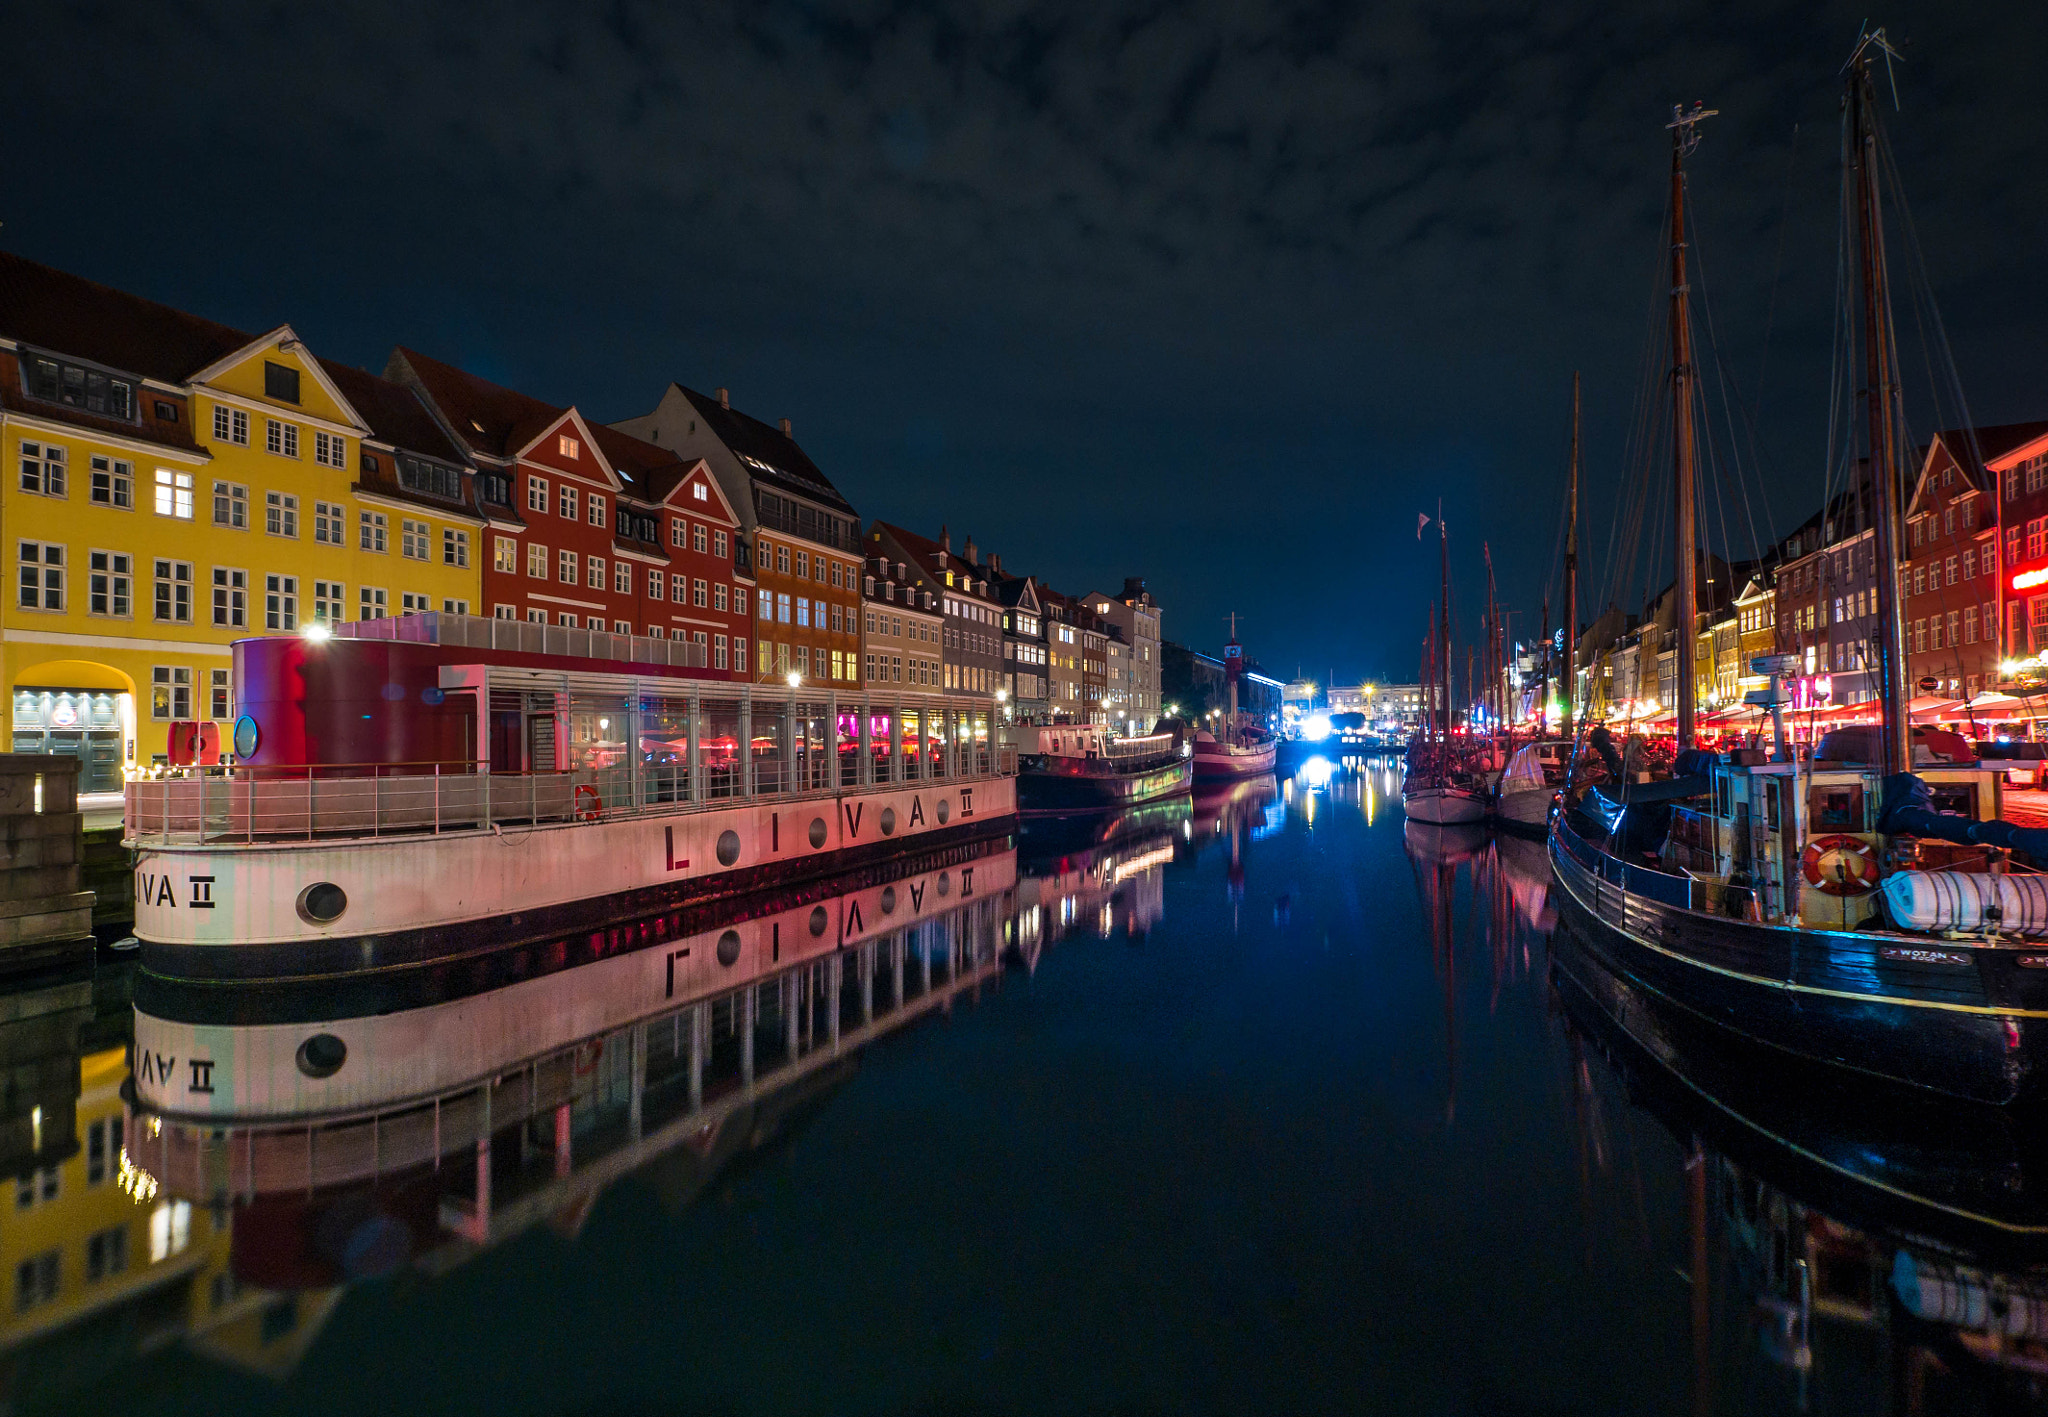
left=1548, top=814, right=2048, bottom=1106
left=1192, top=740, right=1277, bottom=780
left=1402, top=787, right=1489, bottom=824
left=133, top=777, right=1015, bottom=983
left=1494, top=786, right=1552, bottom=836
left=1015, top=758, right=1192, bottom=813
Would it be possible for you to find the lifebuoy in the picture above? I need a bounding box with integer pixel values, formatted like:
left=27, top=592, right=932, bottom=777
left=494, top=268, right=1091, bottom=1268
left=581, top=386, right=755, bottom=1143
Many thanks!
left=574, top=784, right=604, bottom=822
left=1801, top=834, right=1879, bottom=896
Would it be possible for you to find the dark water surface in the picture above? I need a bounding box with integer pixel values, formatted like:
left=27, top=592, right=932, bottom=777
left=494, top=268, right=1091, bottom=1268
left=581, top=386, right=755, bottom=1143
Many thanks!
left=13, top=755, right=2048, bottom=1413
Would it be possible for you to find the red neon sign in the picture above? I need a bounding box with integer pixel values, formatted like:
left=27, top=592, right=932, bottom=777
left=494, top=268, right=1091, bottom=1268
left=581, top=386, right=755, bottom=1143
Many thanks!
left=2015, top=568, right=2048, bottom=592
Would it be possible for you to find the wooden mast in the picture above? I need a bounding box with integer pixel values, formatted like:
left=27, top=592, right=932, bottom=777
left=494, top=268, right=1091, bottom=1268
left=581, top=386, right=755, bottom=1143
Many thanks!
left=1668, top=104, right=1714, bottom=751
left=1439, top=503, right=1454, bottom=759
left=1849, top=36, right=1912, bottom=775
left=1564, top=372, right=1580, bottom=742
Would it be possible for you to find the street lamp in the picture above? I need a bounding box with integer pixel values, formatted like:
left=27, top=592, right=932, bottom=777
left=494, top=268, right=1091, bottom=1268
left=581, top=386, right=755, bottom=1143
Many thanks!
left=786, top=671, right=801, bottom=689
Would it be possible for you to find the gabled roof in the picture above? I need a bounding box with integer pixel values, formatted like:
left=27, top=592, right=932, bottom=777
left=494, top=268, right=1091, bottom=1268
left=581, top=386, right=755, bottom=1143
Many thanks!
left=870, top=522, right=999, bottom=607
left=666, top=384, right=854, bottom=516
left=387, top=346, right=568, bottom=463
left=638, top=453, right=740, bottom=523
left=988, top=566, right=1041, bottom=614
left=589, top=423, right=691, bottom=503
left=319, top=360, right=470, bottom=466
left=0, top=249, right=254, bottom=382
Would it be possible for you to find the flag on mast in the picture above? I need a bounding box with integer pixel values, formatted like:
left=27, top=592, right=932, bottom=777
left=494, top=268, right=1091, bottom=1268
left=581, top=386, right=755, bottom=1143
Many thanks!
left=1417, top=512, right=1430, bottom=540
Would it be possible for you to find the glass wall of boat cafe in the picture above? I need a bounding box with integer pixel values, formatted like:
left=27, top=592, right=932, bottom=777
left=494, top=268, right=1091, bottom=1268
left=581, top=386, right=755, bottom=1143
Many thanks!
left=129, top=625, right=1003, bottom=841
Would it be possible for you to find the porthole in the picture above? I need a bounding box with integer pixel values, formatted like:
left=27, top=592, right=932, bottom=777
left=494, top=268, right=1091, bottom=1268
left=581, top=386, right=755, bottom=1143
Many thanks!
left=716, top=929, right=742, bottom=966
left=296, top=1033, right=347, bottom=1079
left=716, top=830, right=741, bottom=866
left=808, top=905, right=829, bottom=937
left=232, top=715, right=260, bottom=759
left=808, top=816, right=828, bottom=849
left=879, top=885, right=898, bottom=914
left=879, top=807, right=896, bottom=836
left=296, top=882, right=347, bottom=925
left=937, top=798, right=952, bottom=825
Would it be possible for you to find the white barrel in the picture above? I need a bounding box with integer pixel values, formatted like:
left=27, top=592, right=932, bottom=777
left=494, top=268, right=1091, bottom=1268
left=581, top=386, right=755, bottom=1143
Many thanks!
left=1881, top=869, right=2048, bottom=935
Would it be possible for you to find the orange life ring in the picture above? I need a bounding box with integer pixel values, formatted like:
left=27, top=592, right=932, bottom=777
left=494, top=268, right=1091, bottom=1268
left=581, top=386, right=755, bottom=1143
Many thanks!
left=1800, top=834, right=1879, bottom=896
left=574, top=784, right=604, bottom=823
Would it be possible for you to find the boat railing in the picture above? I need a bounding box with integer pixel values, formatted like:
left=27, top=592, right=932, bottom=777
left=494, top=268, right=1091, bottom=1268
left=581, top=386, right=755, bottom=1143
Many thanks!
left=127, top=742, right=1019, bottom=847
left=1103, top=732, right=1175, bottom=761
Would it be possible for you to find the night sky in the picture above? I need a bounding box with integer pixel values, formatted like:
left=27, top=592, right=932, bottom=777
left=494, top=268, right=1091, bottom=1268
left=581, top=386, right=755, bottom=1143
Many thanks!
left=8, top=2, right=2046, bottom=683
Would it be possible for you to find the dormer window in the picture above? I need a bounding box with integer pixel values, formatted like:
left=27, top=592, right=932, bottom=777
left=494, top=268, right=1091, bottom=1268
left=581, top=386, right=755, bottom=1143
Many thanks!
left=558, top=435, right=580, bottom=459
left=264, top=362, right=300, bottom=404
left=692, top=483, right=708, bottom=502
left=23, top=352, right=136, bottom=421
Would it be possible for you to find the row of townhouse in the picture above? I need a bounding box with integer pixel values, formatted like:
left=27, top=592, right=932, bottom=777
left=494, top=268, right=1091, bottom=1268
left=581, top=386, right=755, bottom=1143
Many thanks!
left=1569, top=422, right=2048, bottom=728
left=0, top=251, right=1164, bottom=788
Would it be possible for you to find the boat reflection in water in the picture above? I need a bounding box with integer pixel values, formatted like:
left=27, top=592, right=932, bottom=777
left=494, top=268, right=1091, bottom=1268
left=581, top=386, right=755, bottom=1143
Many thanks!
left=1551, top=917, right=2048, bottom=1408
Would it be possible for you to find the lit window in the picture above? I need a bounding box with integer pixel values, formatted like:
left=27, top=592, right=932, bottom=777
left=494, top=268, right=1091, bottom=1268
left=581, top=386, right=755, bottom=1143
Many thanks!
left=558, top=434, right=580, bottom=459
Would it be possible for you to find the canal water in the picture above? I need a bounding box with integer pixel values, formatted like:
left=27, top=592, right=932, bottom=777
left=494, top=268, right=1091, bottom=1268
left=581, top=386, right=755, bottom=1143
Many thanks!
left=10, top=754, right=2048, bottom=1413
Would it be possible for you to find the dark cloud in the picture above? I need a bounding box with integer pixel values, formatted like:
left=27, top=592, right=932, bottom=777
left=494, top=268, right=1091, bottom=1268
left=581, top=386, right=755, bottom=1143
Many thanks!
left=6, top=1, right=2046, bottom=674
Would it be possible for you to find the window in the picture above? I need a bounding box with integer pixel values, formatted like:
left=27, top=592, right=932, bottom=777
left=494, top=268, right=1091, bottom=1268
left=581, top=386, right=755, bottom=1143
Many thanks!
left=494, top=604, right=517, bottom=619
left=15, top=440, right=64, bottom=498
left=24, top=353, right=135, bottom=419
left=796, top=550, right=809, bottom=579
left=733, top=586, right=748, bottom=617
left=264, top=574, right=297, bottom=630
left=494, top=536, right=517, bottom=573
left=313, top=580, right=343, bottom=625
left=558, top=434, right=580, bottom=459
left=443, top=528, right=469, bottom=567
left=87, top=455, right=133, bottom=508
left=87, top=551, right=130, bottom=617
left=401, top=592, right=430, bottom=615
left=559, top=550, right=577, bottom=584
left=1931, top=617, right=1943, bottom=651
left=212, top=405, right=249, bottom=445
left=693, top=578, right=708, bottom=608
left=86, top=1226, right=128, bottom=1283
left=559, top=613, right=578, bottom=628
left=648, top=569, right=665, bottom=600
left=2008, top=528, right=2023, bottom=567
left=206, top=667, right=231, bottom=720
left=692, top=524, right=707, bottom=554
left=714, top=530, right=728, bottom=559
left=17, top=542, right=63, bottom=611
left=713, top=583, right=728, bottom=612
left=734, top=640, right=747, bottom=674
left=527, top=608, right=546, bottom=624
left=610, top=561, right=628, bottom=594
left=528, top=476, right=549, bottom=512
left=265, top=491, right=299, bottom=538
left=1945, top=506, right=1957, bottom=536
left=210, top=567, right=246, bottom=628
left=795, top=597, right=809, bottom=628
left=614, top=619, right=632, bottom=634
left=674, top=573, right=690, bottom=603
left=443, top=599, right=468, bottom=615
left=776, top=545, right=790, bottom=575
left=314, top=430, right=347, bottom=468
left=265, top=419, right=299, bottom=458
left=151, top=666, right=191, bottom=720
left=712, top=633, right=729, bottom=669
left=796, top=646, right=810, bottom=676
left=1948, top=610, right=1961, bottom=648
left=587, top=555, right=604, bottom=588
left=1965, top=549, right=1976, bottom=581
left=360, top=511, right=388, bottom=552
left=149, top=1200, right=191, bottom=1264
left=528, top=543, right=548, bottom=578
left=15, top=1252, right=57, bottom=1312
left=671, top=520, right=686, bottom=549
left=86, top=1116, right=123, bottom=1186
left=588, top=493, right=606, bottom=528
left=559, top=485, right=578, bottom=520
left=213, top=481, right=247, bottom=529
left=153, top=560, right=192, bottom=623
left=397, top=455, right=462, bottom=498
left=399, top=519, right=428, bottom=560
left=2030, top=517, right=2047, bottom=563
left=692, top=483, right=708, bottom=502
left=829, top=605, right=842, bottom=634
left=264, top=361, right=301, bottom=403
left=830, top=560, right=843, bottom=588
left=360, top=586, right=388, bottom=620
left=314, top=500, right=344, bottom=544
left=777, top=592, right=791, bottom=623
left=478, top=471, right=511, bottom=505
left=1947, top=554, right=1959, bottom=586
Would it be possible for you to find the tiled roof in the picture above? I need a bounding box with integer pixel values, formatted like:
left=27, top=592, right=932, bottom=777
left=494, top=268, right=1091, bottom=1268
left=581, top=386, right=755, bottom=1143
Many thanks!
left=590, top=422, right=688, bottom=501
left=0, top=249, right=254, bottom=382
left=668, top=384, right=854, bottom=516
left=387, top=347, right=567, bottom=463
left=319, top=360, right=470, bottom=466
left=870, top=522, right=999, bottom=604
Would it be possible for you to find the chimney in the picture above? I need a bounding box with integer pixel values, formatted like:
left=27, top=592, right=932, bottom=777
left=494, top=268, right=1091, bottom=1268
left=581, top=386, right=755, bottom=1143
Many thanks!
left=779, top=417, right=792, bottom=437
left=990, top=552, right=1002, bottom=575
left=965, top=535, right=978, bottom=566
left=715, top=387, right=730, bottom=409
left=940, top=524, right=950, bottom=555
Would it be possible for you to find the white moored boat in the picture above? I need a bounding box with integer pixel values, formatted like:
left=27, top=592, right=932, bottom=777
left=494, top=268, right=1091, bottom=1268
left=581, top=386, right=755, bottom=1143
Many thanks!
left=126, top=613, right=1017, bottom=983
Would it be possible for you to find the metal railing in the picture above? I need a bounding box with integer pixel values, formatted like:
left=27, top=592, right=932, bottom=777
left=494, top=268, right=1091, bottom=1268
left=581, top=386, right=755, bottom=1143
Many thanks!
left=1103, top=732, right=1176, bottom=761
left=338, top=611, right=709, bottom=669
left=128, top=743, right=1018, bottom=846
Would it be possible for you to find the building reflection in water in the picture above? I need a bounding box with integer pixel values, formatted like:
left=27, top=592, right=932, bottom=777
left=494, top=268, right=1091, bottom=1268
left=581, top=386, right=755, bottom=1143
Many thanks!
left=0, top=805, right=1243, bottom=1394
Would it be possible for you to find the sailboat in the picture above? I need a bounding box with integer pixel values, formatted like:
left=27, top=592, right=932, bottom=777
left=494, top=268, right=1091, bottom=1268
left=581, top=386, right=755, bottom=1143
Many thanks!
left=1405, top=512, right=1489, bottom=823
left=1548, top=40, right=2048, bottom=1107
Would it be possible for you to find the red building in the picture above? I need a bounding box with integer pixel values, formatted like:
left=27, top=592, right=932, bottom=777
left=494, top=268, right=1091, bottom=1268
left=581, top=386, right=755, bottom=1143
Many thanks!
left=387, top=348, right=750, bottom=678
left=1990, top=424, right=2048, bottom=668
left=1900, top=431, right=2001, bottom=700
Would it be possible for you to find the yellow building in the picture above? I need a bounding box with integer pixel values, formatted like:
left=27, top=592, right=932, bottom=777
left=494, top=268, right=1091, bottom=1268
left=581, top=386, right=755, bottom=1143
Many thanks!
left=0, top=253, right=485, bottom=784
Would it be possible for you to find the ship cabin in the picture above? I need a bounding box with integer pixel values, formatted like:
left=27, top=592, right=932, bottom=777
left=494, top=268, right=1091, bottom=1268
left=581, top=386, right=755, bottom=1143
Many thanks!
left=128, top=612, right=1009, bottom=843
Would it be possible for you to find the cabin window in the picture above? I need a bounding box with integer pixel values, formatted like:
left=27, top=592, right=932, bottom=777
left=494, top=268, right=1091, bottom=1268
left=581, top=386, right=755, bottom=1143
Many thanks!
left=1808, top=784, right=1864, bottom=833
